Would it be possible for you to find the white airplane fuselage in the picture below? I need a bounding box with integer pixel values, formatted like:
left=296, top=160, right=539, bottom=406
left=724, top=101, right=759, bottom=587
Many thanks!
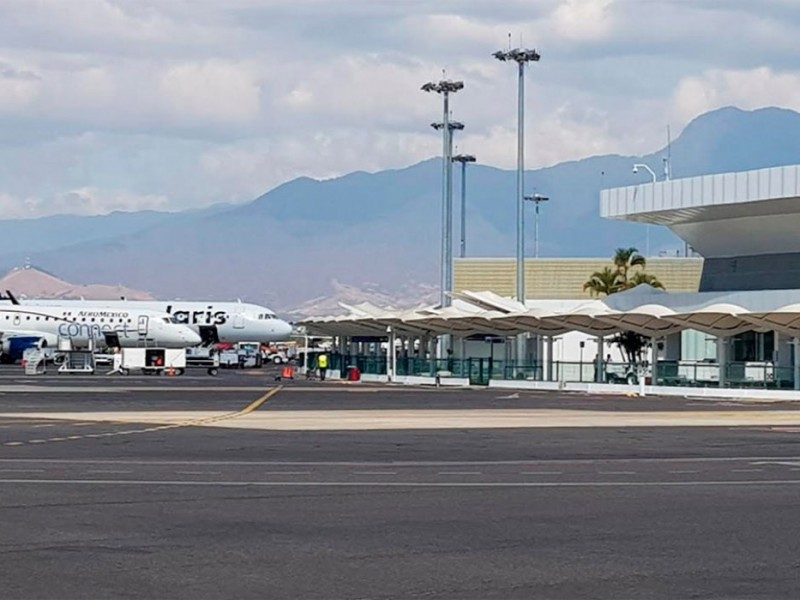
left=0, top=305, right=201, bottom=359
left=23, top=300, right=293, bottom=344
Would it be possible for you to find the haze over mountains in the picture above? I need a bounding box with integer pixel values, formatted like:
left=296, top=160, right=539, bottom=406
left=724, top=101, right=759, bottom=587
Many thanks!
left=2, top=106, right=800, bottom=314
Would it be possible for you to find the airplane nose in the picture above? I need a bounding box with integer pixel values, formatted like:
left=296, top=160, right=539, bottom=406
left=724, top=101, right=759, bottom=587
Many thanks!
left=184, top=328, right=202, bottom=346
left=277, top=320, right=293, bottom=339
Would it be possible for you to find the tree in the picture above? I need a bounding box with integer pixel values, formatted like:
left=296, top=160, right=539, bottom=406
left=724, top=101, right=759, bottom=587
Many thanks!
left=583, top=248, right=666, bottom=364
left=628, top=271, right=665, bottom=290
left=583, top=266, right=622, bottom=297
left=613, top=247, right=646, bottom=284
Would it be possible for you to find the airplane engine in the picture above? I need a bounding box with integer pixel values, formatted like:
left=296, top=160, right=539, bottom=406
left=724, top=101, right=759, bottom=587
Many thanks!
left=1, top=336, right=46, bottom=364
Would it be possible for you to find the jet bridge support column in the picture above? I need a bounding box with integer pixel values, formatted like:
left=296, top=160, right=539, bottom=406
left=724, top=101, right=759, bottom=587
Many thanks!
left=546, top=336, right=554, bottom=382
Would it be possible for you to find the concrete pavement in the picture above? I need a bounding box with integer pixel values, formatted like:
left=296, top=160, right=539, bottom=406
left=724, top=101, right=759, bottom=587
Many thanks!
left=4, top=374, right=800, bottom=598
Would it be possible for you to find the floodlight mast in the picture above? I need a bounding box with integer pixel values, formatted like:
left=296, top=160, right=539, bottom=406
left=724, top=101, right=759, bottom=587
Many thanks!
left=432, top=121, right=464, bottom=301
left=422, top=80, right=464, bottom=310
left=452, top=154, right=476, bottom=258
left=524, top=193, right=550, bottom=258
left=494, top=46, right=540, bottom=364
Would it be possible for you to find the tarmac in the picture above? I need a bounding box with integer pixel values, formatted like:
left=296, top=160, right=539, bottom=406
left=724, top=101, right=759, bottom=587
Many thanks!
left=3, top=367, right=800, bottom=598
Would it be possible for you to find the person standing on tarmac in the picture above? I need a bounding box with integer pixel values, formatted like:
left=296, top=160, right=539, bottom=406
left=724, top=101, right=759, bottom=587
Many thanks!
left=317, top=352, right=329, bottom=381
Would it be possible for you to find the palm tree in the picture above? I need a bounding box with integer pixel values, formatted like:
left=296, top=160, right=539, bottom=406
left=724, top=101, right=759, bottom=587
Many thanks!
left=584, top=249, right=667, bottom=365
left=583, top=267, right=622, bottom=297
left=613, top=247, right=646, bottom=286
left=628, top=271, right=665, bottom=290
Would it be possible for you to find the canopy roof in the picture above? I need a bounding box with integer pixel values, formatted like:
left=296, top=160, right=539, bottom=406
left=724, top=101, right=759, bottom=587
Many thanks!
left=300, top=288, right=800, bottom=339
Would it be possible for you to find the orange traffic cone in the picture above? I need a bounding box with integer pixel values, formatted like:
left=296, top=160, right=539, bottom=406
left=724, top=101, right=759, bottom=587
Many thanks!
left=167, top=366, right=175, bottom=376
left=281, top=365, right=294, bottom=380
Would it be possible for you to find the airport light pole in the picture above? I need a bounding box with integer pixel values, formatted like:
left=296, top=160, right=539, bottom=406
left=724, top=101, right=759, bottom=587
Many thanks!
left=633, top=163, right=657, bottom=257
left=633, top=163, right=657, bottom=183
left=524, top=193, right=550, bottom=259
left=432, top=120, right=464, bottom=304
left=422, top=79, right=464, bottom=310
left=494, top=46, right=540, bottom=364
left=452, top=154, right=476, bottom=258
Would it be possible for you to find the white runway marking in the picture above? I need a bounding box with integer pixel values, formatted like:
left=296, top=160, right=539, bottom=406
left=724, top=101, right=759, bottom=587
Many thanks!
left=4, top=456, right=800, bottom=466
left=0, top=468, right=44, bottom=473
left=85, top=469, right=133, bottom=474
left=520, top=471, right=563, bottom=476
left=597, top=471, right=636, bottom=475
left=4, top=478, right=800, bottom=488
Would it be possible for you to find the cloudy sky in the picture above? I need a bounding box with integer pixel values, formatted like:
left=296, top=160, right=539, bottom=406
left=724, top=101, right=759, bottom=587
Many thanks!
left=0, top=0, right=798, bottom=218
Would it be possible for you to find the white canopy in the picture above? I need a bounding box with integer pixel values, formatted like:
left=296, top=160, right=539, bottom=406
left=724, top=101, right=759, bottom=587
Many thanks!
left=301, top=287, right=800, bottom=340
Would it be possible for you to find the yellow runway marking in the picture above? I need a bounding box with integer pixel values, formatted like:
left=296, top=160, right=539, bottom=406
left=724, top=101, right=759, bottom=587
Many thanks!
left=240, top=387, right=283, bottom=415
left=0, top=386, right=283, bottom=447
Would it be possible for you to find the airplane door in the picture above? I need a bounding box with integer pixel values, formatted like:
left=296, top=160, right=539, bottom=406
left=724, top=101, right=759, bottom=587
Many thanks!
left=233, top=314, right=245, bottom=329
left=137, top=316, right=149, bottom=336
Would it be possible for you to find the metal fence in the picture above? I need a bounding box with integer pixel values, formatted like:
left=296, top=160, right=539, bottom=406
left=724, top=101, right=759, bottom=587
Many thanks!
left=325, top=354, right=797, bottom=389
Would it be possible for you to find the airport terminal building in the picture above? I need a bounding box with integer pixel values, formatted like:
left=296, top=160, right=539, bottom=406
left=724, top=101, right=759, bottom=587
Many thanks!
left=303, top=164, right=800, bottom=392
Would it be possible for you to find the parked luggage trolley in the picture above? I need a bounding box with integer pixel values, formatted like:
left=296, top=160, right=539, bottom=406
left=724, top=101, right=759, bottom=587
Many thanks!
left=185, top=347, right=220, bottom=376
left=119, top=348, right=187, bottom=376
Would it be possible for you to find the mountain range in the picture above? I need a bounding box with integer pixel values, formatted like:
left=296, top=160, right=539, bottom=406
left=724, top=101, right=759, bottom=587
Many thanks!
left=0, top=265, right=153, bottom=300
left=3, top=106, right=800, bottom=314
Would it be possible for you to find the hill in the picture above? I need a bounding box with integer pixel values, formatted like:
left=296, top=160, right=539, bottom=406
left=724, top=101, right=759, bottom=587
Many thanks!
left=2, top=106, right=800, bottom=309
left=0, top=265, right=154, bottom=300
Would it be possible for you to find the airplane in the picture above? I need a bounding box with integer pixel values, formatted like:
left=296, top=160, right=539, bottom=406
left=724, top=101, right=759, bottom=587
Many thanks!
left=14, top=296, right=293, bottom=345
left=0, top=304, right=202, bottom=363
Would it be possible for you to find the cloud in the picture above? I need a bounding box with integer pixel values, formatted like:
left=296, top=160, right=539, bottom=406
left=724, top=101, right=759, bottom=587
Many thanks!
left=0, top=0, right=797, bottom=218
left=0, top=65, right=40, bottom=112
left=157, top=60, right=262, bottom=124
left=551, top=0, right=615, bottom=41
left=672, top=67, right=800, bottom=122
left=0, top=187, right=170, bottom=219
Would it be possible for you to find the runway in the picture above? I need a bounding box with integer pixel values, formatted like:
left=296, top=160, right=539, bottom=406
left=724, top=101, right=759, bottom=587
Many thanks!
left=3, top=371, right=800, bottom=598
left=4, top=454, right=800, bottom=486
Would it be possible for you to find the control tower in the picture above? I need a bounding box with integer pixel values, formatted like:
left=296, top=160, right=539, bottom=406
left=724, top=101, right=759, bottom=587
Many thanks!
left=601, top=164, right=800, bottom=292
